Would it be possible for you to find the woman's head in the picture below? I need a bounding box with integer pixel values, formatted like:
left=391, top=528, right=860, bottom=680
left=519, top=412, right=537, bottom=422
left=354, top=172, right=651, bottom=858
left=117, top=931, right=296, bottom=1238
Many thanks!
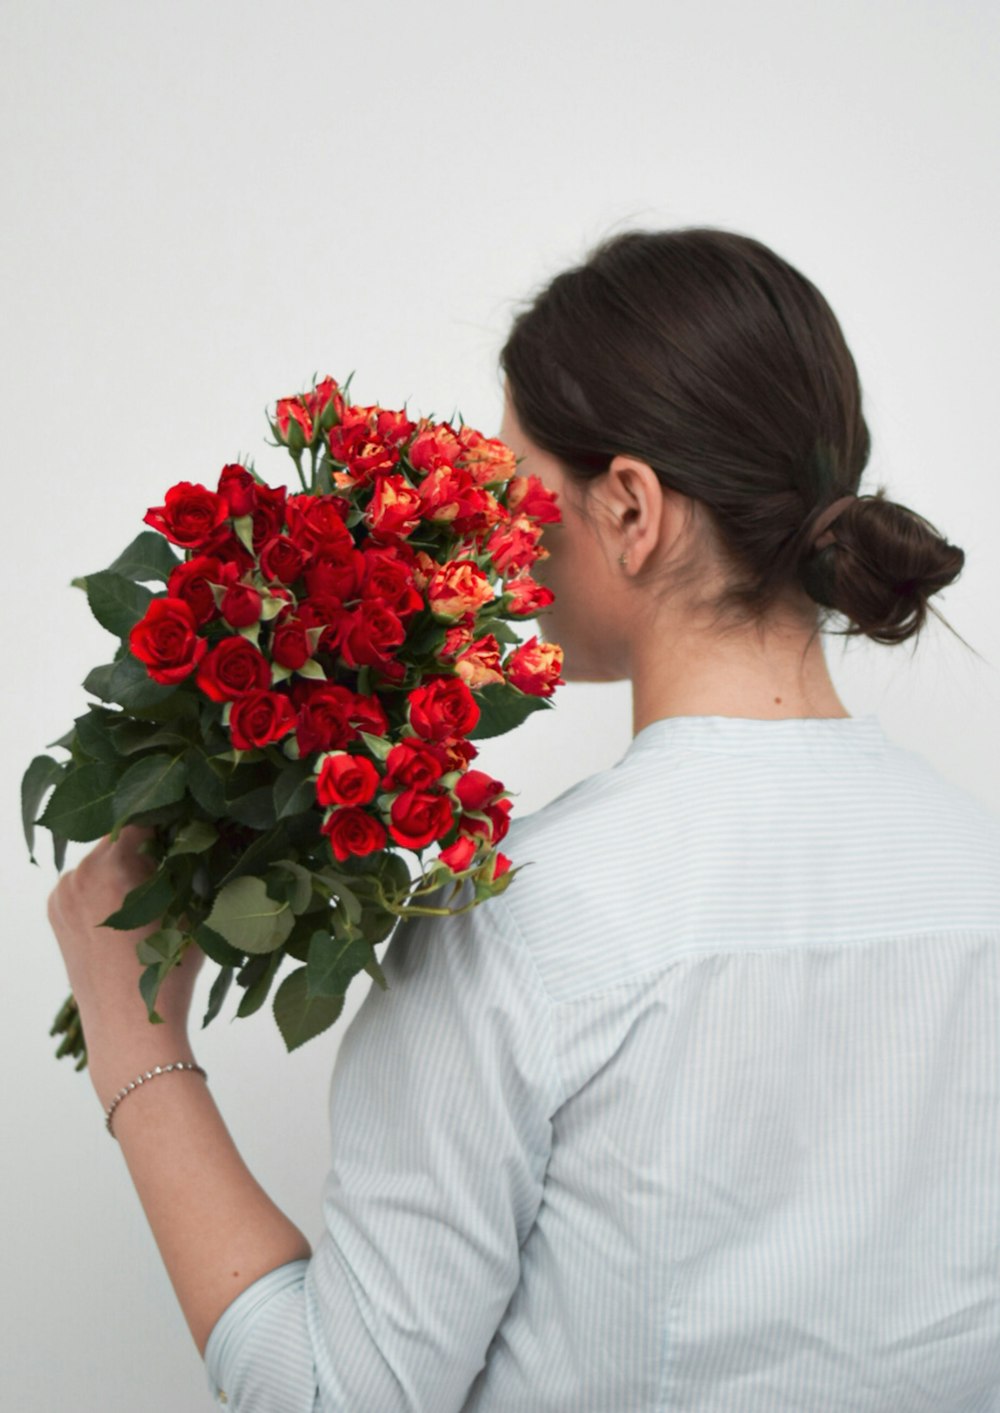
left=498, top=226, right=968, bottom=695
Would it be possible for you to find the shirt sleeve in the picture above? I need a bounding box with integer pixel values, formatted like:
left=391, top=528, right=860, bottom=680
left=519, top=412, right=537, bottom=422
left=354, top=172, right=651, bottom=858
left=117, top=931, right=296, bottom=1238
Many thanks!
left=203, top=878, right=564, bottom=1411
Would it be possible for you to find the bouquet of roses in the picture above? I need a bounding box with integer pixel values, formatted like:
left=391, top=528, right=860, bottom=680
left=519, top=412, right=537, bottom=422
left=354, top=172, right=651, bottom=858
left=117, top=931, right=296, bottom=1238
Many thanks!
left=23, top=372, right=564, bottom=1068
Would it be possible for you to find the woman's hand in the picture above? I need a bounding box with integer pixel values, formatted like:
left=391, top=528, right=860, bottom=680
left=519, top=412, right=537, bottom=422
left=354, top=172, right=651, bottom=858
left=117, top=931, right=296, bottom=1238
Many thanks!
left=47, top=825, right=205, bottom=1088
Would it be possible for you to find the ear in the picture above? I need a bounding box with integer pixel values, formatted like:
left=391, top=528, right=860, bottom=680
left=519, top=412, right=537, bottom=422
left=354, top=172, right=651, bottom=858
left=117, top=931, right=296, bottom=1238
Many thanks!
left=603, top=455, right=668, bottom=574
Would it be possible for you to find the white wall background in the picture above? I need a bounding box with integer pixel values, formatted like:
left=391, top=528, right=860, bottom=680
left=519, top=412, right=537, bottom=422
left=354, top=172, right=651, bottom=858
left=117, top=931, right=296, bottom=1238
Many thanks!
left=2, top=1, right=998, bottom=1408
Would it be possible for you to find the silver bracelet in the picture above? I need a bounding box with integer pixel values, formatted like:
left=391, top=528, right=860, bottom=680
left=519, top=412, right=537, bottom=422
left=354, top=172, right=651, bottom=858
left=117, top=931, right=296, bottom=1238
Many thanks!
left=104, top=1061, right=208, bottom=1139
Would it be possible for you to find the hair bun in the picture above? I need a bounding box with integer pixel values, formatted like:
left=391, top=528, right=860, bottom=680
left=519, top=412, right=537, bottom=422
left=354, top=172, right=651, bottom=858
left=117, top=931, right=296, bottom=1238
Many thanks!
left=800, top=488, right=965, bottom=645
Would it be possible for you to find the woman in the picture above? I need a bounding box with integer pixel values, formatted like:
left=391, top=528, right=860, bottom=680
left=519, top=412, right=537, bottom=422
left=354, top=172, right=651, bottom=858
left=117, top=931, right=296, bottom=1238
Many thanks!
left=49, top=227, right=1000, bottom=1411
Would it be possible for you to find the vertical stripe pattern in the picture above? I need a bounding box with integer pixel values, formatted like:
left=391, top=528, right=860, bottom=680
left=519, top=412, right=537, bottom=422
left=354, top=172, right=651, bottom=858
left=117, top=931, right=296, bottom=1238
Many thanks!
left=205, top=713, right=1000, bottom=1411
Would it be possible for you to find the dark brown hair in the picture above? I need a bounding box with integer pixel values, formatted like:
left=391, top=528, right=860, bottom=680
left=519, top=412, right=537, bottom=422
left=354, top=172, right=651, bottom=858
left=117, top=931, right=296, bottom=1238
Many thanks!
left=498, top=225, right=972, bottom=656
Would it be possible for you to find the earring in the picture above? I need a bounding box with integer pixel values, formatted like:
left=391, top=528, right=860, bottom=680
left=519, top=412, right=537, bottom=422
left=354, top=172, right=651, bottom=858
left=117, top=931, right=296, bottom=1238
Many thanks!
left=618, top=549, right=628, bottom=568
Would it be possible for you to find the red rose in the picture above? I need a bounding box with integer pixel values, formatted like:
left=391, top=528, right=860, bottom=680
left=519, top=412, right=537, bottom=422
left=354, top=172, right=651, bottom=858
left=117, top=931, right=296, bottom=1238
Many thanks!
left=285, top=493, right=353, bottom=555
left=259, top=534, right=307, bottom=585
left=388, top=787, right=456, bottom=850
left=167, top=555, right=225, bottom=626
left=198, top=527, right=257, bottom=573
left=195, top=636, right=271, bottom=702
left=349, top=692, right=390, bottom=738
left=454, top=768, right=506, bottom=812
left=339, top=602, right=406, bottom=669
left=490, top=852, right=512, bottom=881
left=406, top=675, right=480, bottom=741
left=129, top=597, right=207, bottom=685
left=438, top=834, right=479, bottom=872
left=217, top=563, right=263, bottom=629
left=322, top=807, right=387, bottom=863
left=228, top=689, right=297, bottom=750
left=270, top=615, right=312, bottom=670
left=382, top=739, right=449, bottom=790
left=461, top=796, right=513, bottom=846
left=217, top=463, right=258, bottom=518
left=315, top=751, right=380, bottom=807
left=143, top=482, right=230, bottom=549
left=304, top=544, right=365, bottom=603
left=250, top=483, right=288, bottom=554
left=360, top=548, right=424, bottom=619
left=291, top=682, right=360, bottom=754
left=297, top=595, right=350, bottom=657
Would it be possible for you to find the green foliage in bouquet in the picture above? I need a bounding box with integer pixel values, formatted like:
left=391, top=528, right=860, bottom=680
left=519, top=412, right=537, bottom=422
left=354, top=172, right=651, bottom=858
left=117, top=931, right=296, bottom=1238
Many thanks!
left=23, top=372, right=566, bottom=1068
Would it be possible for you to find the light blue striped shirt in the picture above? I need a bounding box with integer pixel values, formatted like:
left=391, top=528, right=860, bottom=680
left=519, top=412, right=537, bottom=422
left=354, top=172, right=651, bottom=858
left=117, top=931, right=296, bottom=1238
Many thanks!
left=204, top=712, right=1000, bottom=1410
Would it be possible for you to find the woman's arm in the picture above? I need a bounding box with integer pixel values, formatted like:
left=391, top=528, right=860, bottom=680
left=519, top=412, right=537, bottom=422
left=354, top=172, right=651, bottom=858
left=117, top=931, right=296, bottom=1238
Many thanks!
left=47, top=825, right=312, bottom=1358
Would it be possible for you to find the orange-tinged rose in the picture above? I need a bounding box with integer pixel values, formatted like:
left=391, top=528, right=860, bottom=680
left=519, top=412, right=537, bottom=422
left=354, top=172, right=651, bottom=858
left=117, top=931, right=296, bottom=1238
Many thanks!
left=426, top=560, right=495, bottom=621
left=411, top=550, right=439, bottom=592
left=485, top=513, right=546, bottom=575
left=417, top=463, right=471, bottom=523
left=406, top=420, right=464, bottom=477
left=504, top=635, right=565, bottom=698
left=506, top=472, right=562, bottom=524
left=453, top=633, right=505, bottom=688
left=365, top=473, right=423, bottom=539
left=456, top=427, right=518, bottom=487
left=437, top=623, right=475, bottom=662
left=503, top=572, right=555, bottom=616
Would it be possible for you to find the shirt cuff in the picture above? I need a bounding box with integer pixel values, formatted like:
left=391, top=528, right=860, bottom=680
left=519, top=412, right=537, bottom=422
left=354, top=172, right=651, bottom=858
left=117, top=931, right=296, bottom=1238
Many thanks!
left=203, top=1258, right=312, bottom=1406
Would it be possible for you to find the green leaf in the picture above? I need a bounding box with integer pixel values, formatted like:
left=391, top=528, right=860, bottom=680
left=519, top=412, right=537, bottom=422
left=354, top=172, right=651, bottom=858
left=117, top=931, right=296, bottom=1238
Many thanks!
left=482, top=617, right=524, bottom=645
left=138, top=962, right=167, bottom=1024
left=184, top=746, right=227, bottom=817
left=193, top=921, right=244, bottom=967
left=111, top=753, right=188, bottom=833
left=359, top=906, right=398, bottom=947
left=82, top=571, right=154, bottom=641
left=226, top=783, right=277, bottom=830
left=235, top=949, right=283, bottom=1017
left=83, top=662, right=117, bottom=703
left=267, top=858, right=314, bottom=913
left=136, top=928, right=186, bottom=966
left=465, top=681, right=552, bottom=741
left=105, top=530, right=183, bottom=584
left=21, top=754, right=67, bottom=862
left=273, top=965, right=345, bottom=1053
left=108, top=718, right=192, bottom=755
left=363, top=950, right=389, bottom=991
left=214, top=821, right=292, bottom=890
left=273, top=760, right=318, bottom=819
left=205, top=875, right=295, bottom=954
left=108, top=654, right=181, bottom=712
left=202, top=965, right=234, bottom=1028
left=357, top=730, right=392, bottom=761
left=46, top=724, right=78, bottom=751
left=74, top=707, right=123, bottom=764
left=167, top=819, right=218, bottom=855
left=99, top=866, right=175, bottom=929
left=36, top=761, right=120, bottom=842
left=305, top=928, right=372, bottom=999
left=316, top=870, right=363, bottom=924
